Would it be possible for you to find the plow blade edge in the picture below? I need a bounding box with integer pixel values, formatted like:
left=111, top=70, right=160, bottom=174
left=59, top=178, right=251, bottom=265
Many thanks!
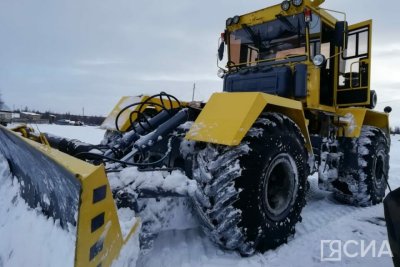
left=0, top=126, right=140, bottom=267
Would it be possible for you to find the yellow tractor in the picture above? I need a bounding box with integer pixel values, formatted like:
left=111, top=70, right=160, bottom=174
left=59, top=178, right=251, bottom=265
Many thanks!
left=0, top=0, right=391, bottom=265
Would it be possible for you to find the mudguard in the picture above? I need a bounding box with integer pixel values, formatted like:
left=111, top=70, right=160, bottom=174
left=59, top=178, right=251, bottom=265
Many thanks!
left=186, top=92, right=312, bottom=152
left=0, top=126, right=140, bottom=267
left=336, top=108, right=390, bottom=138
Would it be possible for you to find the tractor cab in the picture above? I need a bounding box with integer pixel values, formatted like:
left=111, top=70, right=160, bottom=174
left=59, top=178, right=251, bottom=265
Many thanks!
left=218, top=0, right=374, bottom=110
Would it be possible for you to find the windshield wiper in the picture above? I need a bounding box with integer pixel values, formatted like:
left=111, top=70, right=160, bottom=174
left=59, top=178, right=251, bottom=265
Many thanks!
left=275, top=14, right=297, bottom=33
left=242, top=24, right=268, bottom=51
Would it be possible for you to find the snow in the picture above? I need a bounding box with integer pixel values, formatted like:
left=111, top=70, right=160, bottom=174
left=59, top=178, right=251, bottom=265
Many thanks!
left=117, top=208, right=139, bottom=240
left=113, top=230, right=141, bottom=267
left=1, top=124, right=400, bottom=267
left=110, top=167, right=198, bottom=198
left=139, top=136, right=400, bottom=267
left=178, top=122, right=197, bottom=159
left=0, top=154, right=76, bottom=267
left=20, top=111, right=40, bottom=116
left=179, top=138, right=196, bottom=159
left=340, top=113, right=357, bottom=135
left=9, top=123, right=106, bottom=144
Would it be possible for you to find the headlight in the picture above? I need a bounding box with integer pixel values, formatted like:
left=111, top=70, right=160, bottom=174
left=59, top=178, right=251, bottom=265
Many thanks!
left=226, top=17, right=233, bottom=27
left=281, top=1, right=291, bottom=11
left=313, top=54, right=326, bottom=67
left=292, top=0, right=303, bottom=7
left=217, top=69, right=226, bottom=78
left=232, top=15, right=240, bottom=24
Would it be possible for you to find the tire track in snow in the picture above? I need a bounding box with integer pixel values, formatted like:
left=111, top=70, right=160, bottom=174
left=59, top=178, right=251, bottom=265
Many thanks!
left=297, top=175, right=359, bottom=236
left=136, top=139, right=400, bottom=267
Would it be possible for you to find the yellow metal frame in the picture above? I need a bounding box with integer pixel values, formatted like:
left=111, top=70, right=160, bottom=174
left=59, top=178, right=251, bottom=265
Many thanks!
left=335, top=20, right=372, bottom=107
left=336, top=108, right=390, bottom=137
left=225, top=1, right=375, bottom=111
left=225, top=0, right=340, bottom=114
left=227, top=0, right=329, bottom=32
left=185, top=93, right=388, bottom=152
left=186, top=92, right=312, bottom=152
left=4, top=127, right=140, bottom=267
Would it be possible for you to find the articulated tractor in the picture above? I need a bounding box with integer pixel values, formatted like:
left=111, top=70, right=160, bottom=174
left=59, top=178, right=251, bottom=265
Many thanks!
left=0, top=0, right=391, bottom=266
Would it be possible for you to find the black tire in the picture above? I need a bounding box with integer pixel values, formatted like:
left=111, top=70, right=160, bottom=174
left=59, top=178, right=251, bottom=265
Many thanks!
left=333, top=126, right=390, bottom=206
left=191, top=113, right=309, bottom=255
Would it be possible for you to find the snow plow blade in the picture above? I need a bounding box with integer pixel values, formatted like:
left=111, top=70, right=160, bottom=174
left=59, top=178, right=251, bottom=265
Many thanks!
left=0, top=125, right=140, bottom=267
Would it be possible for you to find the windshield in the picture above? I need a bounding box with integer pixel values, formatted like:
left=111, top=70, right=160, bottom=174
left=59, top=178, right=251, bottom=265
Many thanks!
left=229, top=13, right=307, bottom=67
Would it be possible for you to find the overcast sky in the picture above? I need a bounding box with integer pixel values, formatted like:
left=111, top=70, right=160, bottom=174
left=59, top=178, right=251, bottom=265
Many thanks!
left=0, top=0, right=399, bottom=121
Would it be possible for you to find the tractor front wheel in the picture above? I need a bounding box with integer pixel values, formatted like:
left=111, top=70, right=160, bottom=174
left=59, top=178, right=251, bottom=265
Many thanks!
left=191, top=113, right=309, bottom=255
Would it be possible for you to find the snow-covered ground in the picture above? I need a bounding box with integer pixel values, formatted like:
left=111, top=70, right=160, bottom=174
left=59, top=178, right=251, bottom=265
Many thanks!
left=8, top=123, right=106, bottom=144
left=0, top=154, right=76, bottom=267
left=1, top=124, right=400, bottom=267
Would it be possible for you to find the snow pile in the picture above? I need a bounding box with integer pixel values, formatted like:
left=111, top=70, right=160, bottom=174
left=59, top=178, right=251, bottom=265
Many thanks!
left=112, top=230, right=140, bottom=267
left=109, top=167, right=198, bottom=198
left=112, top=208, right=141, bottom=267
left=340, top=113, right=357, bottom=135
left=22, top=123, right=106, bottom=144
left=109, top=167, right=199, bottom=247
left=0, top=154, right=76, bottom=267
left=117, top=208, right=139, bottom=239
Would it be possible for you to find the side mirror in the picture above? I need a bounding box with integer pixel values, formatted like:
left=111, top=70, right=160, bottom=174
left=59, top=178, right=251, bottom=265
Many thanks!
left=334, top=21, right=348, bottom=49
left=384, top=106, right=392, bottom=114
left=218, top=42, right=225, bottom=61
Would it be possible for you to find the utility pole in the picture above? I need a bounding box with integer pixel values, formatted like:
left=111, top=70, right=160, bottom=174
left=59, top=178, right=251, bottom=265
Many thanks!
left=192, top=83, right=196, bottom=101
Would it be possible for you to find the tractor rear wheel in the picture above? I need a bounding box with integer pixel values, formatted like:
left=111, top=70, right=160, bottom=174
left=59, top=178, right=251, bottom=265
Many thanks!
left=333, top=126, right=390, bottom=206
left=191, top=113, right=309, bottom=255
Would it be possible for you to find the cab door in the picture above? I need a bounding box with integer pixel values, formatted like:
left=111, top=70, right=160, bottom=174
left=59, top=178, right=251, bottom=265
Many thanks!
left=336, top=20, right=372, bottom=107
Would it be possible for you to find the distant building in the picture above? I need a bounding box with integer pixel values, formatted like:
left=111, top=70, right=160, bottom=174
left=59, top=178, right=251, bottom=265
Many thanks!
left=20, top=111, right=41, bottom=122
left=0, top=103, right=12, bottom=126
left=55, top=119, right=71, bottom=125
left=55, top=119, right=84, bottom=126
left=12, top=113, right=20, bottom=119
left=49, top=114, right=56, bottom=124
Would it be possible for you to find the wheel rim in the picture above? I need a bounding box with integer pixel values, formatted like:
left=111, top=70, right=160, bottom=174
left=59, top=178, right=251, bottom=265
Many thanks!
left=263, top=154, right=298, bottom=221
left=373, top=150, right=386, bottom=189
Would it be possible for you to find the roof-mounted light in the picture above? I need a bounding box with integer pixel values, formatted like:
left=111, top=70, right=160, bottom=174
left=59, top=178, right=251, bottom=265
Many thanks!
left=226, top=17, right=233, bottom=27
left=281, top=1, right=291, bottom=11
left=292, top=0, right=303, bottom=7
left=232, top=15, right=240, bottom=24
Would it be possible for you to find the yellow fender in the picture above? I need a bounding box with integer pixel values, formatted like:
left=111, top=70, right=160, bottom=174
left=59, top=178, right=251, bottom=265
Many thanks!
left=336, top=108, right=390, bottom=137
left=186, top=92, right=313, bottom=153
